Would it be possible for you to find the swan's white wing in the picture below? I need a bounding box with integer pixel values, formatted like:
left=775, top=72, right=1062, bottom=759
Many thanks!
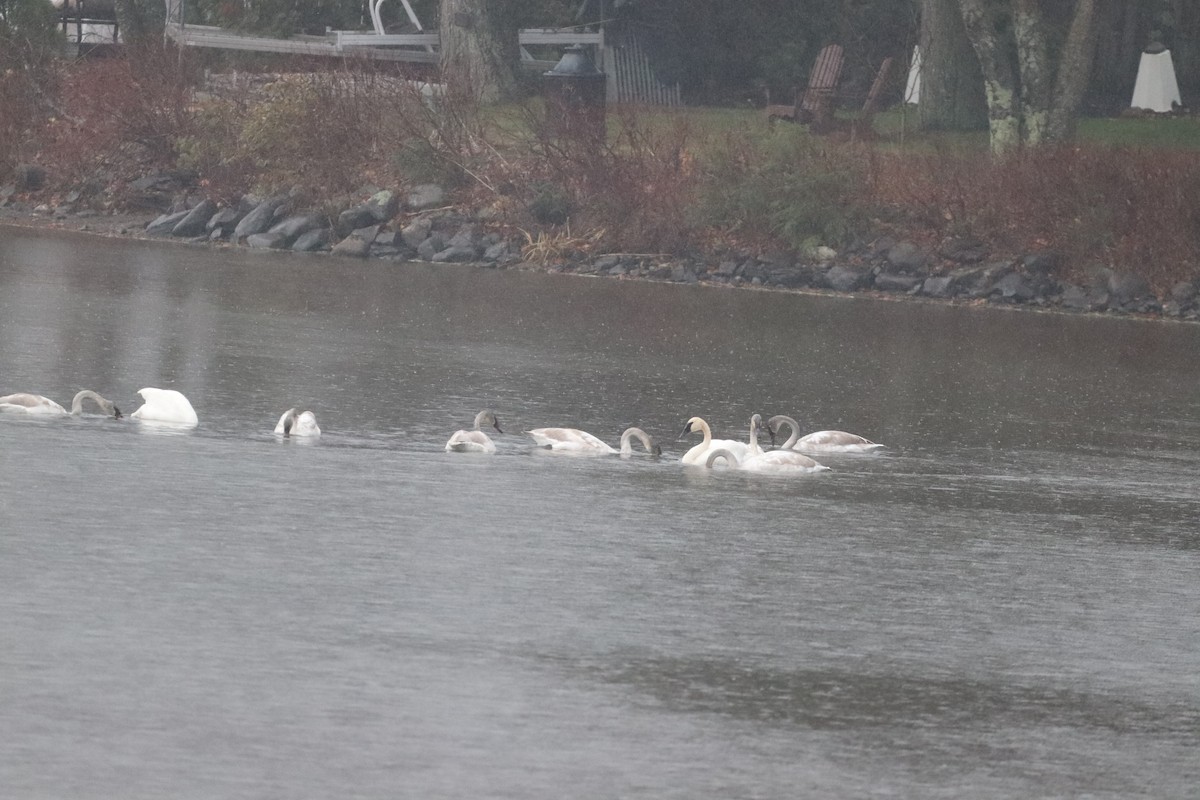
left=0, top=394, right=67, bottom=415
left=527, top=427, right=616, bottom=453
left=446, top=429, right=496, bottom=453
left=131, top=388, right=198, bottom=426
left=682, top=438, right=749, bottom=465
left=293, top=411, right=320, bottom=436
left=742, top=450, right=830, bottom=473
left=794, top=430, right=883, bottom=453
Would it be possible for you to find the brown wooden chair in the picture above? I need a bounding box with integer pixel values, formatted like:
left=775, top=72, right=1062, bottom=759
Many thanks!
left=765, top=44, right=846, bottom=125
left=849, top=56, right=895, bottom=139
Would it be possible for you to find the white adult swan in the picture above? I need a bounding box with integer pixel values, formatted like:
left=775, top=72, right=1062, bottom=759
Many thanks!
left=445, top=409, right=503, bottom=453
left=766, top=414, right=883, bottom=454
left=0, top=390, right=122, bottom=418
left=274, top=408, right=320, bottom=437
left=678, top=416, right=751, bottom=465
left=526, top=426, right=661, bottom=456
left=130, top=388, right=199, bottom=427
left=716, top=414, right=828, bottom=473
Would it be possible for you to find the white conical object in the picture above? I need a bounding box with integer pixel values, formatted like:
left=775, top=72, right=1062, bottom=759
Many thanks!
left=905, top=45, right=921, bottom=105
left=1131, top=49, right=1182, bottom=113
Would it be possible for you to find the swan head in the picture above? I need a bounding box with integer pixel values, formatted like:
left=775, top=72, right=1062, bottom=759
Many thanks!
left=766, top=415, right=796, bottom=447
left=281, top=408, right=298, bottom=435
left=678, top=416, right=706, bottom=440
left=475, top=409, right=502, bottom=434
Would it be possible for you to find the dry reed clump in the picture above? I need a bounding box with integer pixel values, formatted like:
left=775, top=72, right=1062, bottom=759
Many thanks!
left=869, top=145, right=1200, bottom=291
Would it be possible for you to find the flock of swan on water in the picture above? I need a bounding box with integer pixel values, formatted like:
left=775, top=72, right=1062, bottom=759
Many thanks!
left=1, top=387, right=883, bottom=474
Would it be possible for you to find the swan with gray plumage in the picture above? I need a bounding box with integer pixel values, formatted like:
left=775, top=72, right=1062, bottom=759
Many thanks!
left=445, top=409, right=503, bottom=453
left=766, top=414, right=883, bottom=454
left=526, top=426, right=662, bottom=456
left=0, top=390, right=122, bottom=418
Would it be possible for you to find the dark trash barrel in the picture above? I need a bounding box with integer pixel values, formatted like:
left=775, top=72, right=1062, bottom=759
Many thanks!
left=543, top=45, right=607, bottom=143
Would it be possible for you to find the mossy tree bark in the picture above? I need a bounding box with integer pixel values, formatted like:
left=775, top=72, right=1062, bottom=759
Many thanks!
left=917, top=0, right=988, bottom=131
left=439, top=0, right=521, bottom=104
left=957, top=0, right=1101, bottom=154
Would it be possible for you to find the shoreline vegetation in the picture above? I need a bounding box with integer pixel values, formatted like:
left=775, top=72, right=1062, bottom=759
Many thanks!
left=2, top=47, right=1199, bottom=322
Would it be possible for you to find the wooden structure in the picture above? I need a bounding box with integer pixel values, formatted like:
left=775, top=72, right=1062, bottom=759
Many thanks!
left=56, top=0, right=119, bottom=52
left=765, top=44, right=845, bottom=125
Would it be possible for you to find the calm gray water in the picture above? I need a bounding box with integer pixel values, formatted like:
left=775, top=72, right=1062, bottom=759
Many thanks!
left=1, top=228, right=1198, bottom=799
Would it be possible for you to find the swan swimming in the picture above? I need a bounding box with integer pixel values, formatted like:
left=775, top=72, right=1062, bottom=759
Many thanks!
left=0, top=390, right=122, bottom=418
left=130, top=388, right=199, bottom=427
left=766, top=414, right=883, bottom=454
left=678, top=416, right=750, bottom=465
left=274, top=408, right=320, bottom=437
left=445, top=409, right=502, bottom=453
left=717, top=414, right=828, bottom=473
left=527, top=426, right=661, bottom=456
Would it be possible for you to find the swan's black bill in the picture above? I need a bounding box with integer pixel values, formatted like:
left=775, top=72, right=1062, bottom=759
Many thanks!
left=677, top=420, right=695, bottom=440
left=113, top=407, right=122, bottom=420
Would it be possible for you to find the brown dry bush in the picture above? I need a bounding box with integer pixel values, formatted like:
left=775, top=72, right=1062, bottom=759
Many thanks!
left=871, top=146, right=1200, bottom=291
left=38, top=45, right=195, bottom=187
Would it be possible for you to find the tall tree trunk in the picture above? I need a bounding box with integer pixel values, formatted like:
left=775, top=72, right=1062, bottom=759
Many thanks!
left=917, top=0, right=987, bottom=130
left=1046, top=0, right=1101, bottom=141
left=439, top=0, right=520, bottom=104
left=958, top=0, right=1022, bottom=153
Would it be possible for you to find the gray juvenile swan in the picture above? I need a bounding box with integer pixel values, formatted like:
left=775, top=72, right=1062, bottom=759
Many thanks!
left=0, top=390, right=122, bottom=418
left=527, top=426, right=662, bottom=456
left=445, top=409, right=503, bottom=453
left=766, top=414, right=884, bottom=454
left=275, top=408, right=320, bottom=437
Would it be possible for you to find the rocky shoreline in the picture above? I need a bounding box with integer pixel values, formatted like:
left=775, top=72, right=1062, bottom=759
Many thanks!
left=3, top=174, right=1197, bottom=323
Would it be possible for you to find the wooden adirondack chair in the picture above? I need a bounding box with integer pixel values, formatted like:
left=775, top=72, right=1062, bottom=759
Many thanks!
left=765, top=44, right=845, bottom=125
left=849, top=56, right=895, bottom=139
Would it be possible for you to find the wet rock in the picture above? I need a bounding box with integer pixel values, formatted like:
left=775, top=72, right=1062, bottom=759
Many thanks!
left=291, top=228, right=331, bottom=252
left=886, top=241, right=929, bottom=272
left=1021, top=251, right=1062, bottom=276
left=965, top=261, right=1016, bottom=297
left=206, top=206, right=244, bottom=239
left=145, top=209, right=190, bottom=236
left=336, top=206, right=378, bottom=237
left=874, top=272, right=923, bottom=292
left=990, top=272, right=1035, bottom=303
left=921, top=275, right=955, bottom=297
left=1107, top=271, right=1152, bottom=308
left=739, top=261, right=768, bottom=282
left=594, top=255, right=621, bottom=271
left=825, top=265, right=869, bottom=292
left=768, top=266, right=810, bottom=288
left=715, top=260, right=740, bottom=277
left=233, top=194, right=290, bottom=241
left=331, top=225, right=379, bottom=258
left=406, top=183, right=446, bottom=211
left=432, top=245, right=478, bottom=263
left=400, top=217, right=432, bottom=248
left=482, top=241, right=511, bottom=262
left=1169, top=280, right=1197, bottom=306
left=13, top=164, right=47, bottom=191
left=1061, top=284, right=1109, bottom=312
left=245, top=231, right=289, bottom=249
left=416, top=233, right=445, bottom=261
left=447, top=224, right=481, bottom=253
left=171, top=199, right=217, bottom=237
left=939, top=236, right=987, bottom=263
left=267, top=214, right=325, bottom=247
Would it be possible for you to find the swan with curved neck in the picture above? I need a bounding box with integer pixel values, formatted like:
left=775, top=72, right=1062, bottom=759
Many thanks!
left=527, top=425, right=661, bottom=456
left=678, top=416, right=750, bottom=465
left=130, top=388, right=198, bottom=427
left=766, top=414, right=883, bottom=454
left=445, top=409, right=502, bottom=453
left=0, top=390, right=122, bottom=418
left=703, top=415, right=829, bottom=473
left=275, top=408, right=320, bottom=437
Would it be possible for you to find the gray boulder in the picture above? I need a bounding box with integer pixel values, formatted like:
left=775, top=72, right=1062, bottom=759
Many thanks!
left=991, top=272, right=1035, bottom=302
left=825, top=265, right=869, bottom=292
left=406, top=183, right=446, bottom=211
left=171, top=199, right=218, bottom=237
left=416, top=233, right=446, bottom=261
left=874, top=272, right=923, bottom=292
left=292, top=228, right=332, bottom=252
left=1061, top=284, right=1109, bottom=312
left=245, top=232, right=290, bottom=249
left=1022, top=251, right=1062, bottom=276
left=938, top=236, right=987, bottom=264
left=482, top=241, right=511, bottom=262
left=921, top=275, right=956, bottom=297
left=400, top=217, right=433, bottom=248
left=331, top=225, right=379, bottom=258
left=886, top=241, right=929, bottom=272
left=267, top=214, right=325, bottom=247
left=432, top=245, right=479, bottom=263
left=145, top=209, right=191, bottom=236
left=233, top=195, right=290, bottom=241
left=1170, top=280, right=1197, bottom=306
left=1107, top=271, right=1152, bottom=307
left=206, top=206, right=244, bottom=239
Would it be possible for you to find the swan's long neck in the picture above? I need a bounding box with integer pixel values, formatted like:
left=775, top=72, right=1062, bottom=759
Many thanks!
left=620, top=427, right=655, bottom=455
left=697, top=419, right=712, bottom=445
left=473, top=411, right=489, bottom=431
left=770, top=415, right=801, bottom=449
left=705, top=447, right=740, bottom=468
left=70, top=390, right=113, bottom=416
left=748, top=416, right=764, bottom=456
